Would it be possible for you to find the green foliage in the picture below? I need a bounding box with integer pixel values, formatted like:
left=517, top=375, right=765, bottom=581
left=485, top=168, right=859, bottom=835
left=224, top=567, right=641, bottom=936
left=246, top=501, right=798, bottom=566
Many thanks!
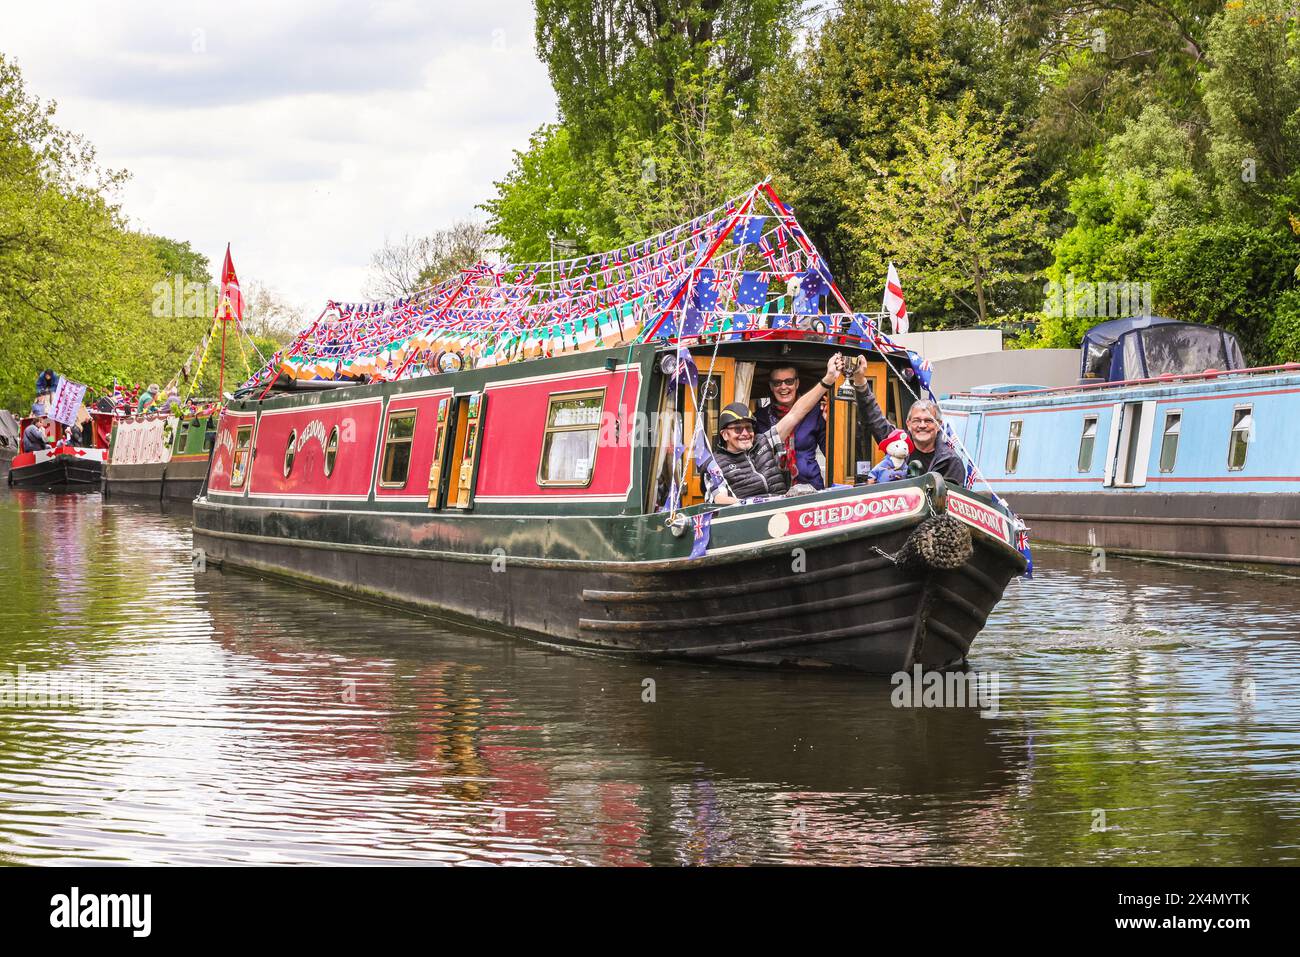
left=847, top=96, right=1058, bottom=326
left=0, top=54, right=215, bottom=410
left=481, top=124, right=614, bottom=261
left=1152, top=222, right=1298, bottom=362
left=760, top=0, right=1039, bottom=301
left=486, top=1, right=799, bottom=260
left=1201, top=0, right=1300, bottom=222
left=534, top=0, right=796, bottom=158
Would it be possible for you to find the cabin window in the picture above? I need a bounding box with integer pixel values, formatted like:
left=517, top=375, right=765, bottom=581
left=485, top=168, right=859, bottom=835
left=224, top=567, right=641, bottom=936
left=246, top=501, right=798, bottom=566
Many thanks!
left=380, top=411, right=417, bottom=487
left=1077, top=416, right=1098, bottom=472
left=203, top=417, right=216, bottom=453
left=230, top=426, right=253, bottom=488
left=1159, top=411, right=1181, bottom=473
left=324, top=426, right=339, bottom=477
left=283, top=430, right=297, bottom=476
left=1005, top=420, right=1022, bottom=474
left=538, top=389, right=605, bottom=486
left=1228, top=405, right=1252, bottom=471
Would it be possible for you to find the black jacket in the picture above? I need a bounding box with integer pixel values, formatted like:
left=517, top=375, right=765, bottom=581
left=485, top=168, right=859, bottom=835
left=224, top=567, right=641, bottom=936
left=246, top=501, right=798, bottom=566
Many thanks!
left=852, top=383, right=967, bottom=486
left=708, top=428, right=791, bottom=501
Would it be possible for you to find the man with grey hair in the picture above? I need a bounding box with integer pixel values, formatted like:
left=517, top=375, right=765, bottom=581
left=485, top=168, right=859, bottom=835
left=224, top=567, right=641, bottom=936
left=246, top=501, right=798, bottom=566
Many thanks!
left=849, top=356, right=967, bottom=485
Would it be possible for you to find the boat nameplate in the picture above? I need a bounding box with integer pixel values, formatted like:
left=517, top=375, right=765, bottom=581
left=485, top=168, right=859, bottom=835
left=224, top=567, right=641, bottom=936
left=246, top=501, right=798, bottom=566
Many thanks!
left=764, top=487, right=926, bottom=541
left=947, top=492, right=1013, bottom=546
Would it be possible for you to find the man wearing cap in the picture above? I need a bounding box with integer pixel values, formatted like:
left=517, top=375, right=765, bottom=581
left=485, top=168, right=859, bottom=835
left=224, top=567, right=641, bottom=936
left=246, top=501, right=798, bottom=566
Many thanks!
left=706, top=354, right=844, bottom=506
left=849, top=355, right=966, bottom=485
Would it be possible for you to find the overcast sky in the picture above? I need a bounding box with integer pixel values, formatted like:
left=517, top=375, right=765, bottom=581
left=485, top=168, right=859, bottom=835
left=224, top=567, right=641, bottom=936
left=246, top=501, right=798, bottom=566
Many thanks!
left=5, top=0, right=555, bottom=320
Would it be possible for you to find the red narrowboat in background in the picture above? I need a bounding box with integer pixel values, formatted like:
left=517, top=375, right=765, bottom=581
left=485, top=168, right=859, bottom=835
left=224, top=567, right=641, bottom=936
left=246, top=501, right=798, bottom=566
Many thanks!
left=192, top=183, right=1030, bottom=673
left=8, top=410, right=110, bottom=492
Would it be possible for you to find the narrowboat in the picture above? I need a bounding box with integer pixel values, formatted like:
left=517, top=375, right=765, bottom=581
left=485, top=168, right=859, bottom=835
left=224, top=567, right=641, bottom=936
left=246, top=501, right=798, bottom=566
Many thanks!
left=943, top=316, right=1300, bottom=566
left=0, top=411, right=19, bottom=472
left=193, top=183, right=1028, bottom=672
left=101, top=405, right=220, bottom=503
left=8, top=442, right=107, bottom=491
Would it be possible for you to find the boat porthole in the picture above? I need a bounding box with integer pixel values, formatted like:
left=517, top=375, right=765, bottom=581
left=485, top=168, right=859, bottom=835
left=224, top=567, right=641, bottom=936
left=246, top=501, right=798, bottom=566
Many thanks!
left=324, top=426, right=339, bottom=477
left=284, top=430, right=297, bottom=477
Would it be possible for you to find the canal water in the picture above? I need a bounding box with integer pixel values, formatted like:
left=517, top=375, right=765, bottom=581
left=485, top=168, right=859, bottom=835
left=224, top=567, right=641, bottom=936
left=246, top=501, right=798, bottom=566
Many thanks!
left=1, top=487, right=1297, bottom=866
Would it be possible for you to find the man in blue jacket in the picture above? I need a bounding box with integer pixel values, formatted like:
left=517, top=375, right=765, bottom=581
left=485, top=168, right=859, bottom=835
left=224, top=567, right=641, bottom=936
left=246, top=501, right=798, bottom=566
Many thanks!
left=753, top=364, right=827, bottom=490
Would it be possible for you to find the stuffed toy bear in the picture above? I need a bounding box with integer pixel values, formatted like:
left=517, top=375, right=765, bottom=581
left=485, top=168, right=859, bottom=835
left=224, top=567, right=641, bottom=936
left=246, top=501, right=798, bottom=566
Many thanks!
left=867, top=428, right=914, bottom=485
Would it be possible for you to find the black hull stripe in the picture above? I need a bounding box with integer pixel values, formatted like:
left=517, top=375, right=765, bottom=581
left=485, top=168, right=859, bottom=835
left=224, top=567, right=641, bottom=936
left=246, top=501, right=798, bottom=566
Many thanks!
left=580, top=555, right=898, bottom=603
left=579, top=580, right=923, bottom=632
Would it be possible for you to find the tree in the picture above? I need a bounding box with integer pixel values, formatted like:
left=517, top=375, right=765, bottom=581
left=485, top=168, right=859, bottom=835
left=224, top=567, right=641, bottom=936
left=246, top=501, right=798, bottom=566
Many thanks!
left=600, top=69, right=774, bottom=240
left=848, top=96, right=1058, bottom=326
left=367, top=221, right=494, bottom=298
left=480, top=124, right=609, bottom=262
left=1201, top=0, right=1300, bottom=222
left=0, top=54, right=216, bottom=408
left=535, top=0, right=797, bottom=157
left=760, top=0, right=1039, bottom=302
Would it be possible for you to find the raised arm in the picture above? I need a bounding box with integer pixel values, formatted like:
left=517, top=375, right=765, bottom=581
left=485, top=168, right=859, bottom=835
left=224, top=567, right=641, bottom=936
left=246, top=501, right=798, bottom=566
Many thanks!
left=774, top=354, right=842, bottom=445
left=850, top=355, right=896, bottom=445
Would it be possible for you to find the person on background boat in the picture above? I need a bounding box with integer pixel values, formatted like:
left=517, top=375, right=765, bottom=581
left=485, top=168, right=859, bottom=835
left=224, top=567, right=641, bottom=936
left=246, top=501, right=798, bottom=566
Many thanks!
left=706, top=354, right=845, bottom=506
left=754, top=364, right=827, bottom=490
left=137, top=384, right=160, bottom=413
left=35, top=369, right=58, bottom=397
left=21, top=415, right=49, bottom=453
left=849, top=355, right=966, bottom=485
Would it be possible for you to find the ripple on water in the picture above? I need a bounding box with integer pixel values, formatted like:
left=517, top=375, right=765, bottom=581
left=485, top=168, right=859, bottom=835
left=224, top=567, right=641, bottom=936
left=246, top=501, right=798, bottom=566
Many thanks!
left=0, top=491, right=1297, bottom=865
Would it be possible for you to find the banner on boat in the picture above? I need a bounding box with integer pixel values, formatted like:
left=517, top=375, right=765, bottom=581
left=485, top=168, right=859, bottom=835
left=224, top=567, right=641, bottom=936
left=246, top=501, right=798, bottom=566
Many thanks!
left=109, top=416, right=176, bottom=466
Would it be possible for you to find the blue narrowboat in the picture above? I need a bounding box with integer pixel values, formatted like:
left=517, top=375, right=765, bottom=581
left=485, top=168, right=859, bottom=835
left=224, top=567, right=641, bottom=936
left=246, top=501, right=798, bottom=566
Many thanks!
left=943, top=317, right=1300, bottom=566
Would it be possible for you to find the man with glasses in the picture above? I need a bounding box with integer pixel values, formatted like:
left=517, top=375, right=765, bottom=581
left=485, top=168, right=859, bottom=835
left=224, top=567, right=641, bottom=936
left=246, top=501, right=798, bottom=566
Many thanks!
left=849, top=355, right=967, bottom=485
left=706, top=355, right=844, bottom=505
left=754, top=364, right=827, bottom=490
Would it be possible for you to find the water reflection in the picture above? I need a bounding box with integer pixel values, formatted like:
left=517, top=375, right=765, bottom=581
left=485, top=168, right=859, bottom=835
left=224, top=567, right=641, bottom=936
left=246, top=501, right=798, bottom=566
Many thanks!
left=0, top=487, right=1296, bottom=865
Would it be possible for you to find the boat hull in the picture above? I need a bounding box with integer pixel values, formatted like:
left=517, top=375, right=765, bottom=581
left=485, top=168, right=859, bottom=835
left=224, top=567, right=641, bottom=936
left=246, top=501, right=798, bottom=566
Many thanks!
left=192, top=484, right=1024, bottom=673
left=1007, top=491, right=1300, bottom=566
left=103, top=456, right=207, bottom=503
left=7, top=449, right=104, bottom=492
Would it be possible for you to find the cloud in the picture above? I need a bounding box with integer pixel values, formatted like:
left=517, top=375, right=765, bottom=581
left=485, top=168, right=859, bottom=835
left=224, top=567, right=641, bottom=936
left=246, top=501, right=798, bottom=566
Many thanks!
left=4, top=0, right=555, bottom=319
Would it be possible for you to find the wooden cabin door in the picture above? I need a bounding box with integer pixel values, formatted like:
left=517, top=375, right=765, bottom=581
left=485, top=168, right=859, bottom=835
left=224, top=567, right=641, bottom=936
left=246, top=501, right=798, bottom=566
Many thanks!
left=426, top=395, right=454, bottom=508
left=679, top=357, right=735, bottom=506
left=449, top=392, right=486, bottom=510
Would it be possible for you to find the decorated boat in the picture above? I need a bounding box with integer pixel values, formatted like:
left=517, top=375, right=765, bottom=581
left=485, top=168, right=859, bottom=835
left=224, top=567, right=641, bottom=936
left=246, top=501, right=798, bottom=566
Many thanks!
left=193, top=183, right=1029, bottom=673
left=103, top=247, right=256, bottom=503
left=100, top=403, right=221, bottom=503
left=8, top=377, right=109, bottom=488
left=943, top=316, right=1300, bottom=566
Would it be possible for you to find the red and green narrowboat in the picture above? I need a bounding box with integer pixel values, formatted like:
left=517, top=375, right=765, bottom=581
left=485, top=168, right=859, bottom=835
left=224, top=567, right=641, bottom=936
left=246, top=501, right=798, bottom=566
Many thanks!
left=102, top=404, right=221, bottom=503
left=193, top=183, right=1028, bottom=672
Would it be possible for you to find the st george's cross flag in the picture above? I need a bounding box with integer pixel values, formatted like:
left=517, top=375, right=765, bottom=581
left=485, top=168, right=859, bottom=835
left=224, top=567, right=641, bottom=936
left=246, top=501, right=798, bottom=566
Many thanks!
left=883, top=262, right=909, bottom=335
left=216, top=244, right=244, bottom=322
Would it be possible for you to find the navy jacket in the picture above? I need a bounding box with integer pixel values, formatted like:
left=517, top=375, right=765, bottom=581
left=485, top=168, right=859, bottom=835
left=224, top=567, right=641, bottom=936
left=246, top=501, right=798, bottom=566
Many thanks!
left=754, top=401, right=827, bottom=489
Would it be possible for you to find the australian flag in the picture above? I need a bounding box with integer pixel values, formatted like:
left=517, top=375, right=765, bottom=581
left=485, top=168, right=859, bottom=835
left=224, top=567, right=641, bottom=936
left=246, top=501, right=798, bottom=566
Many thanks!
left=907, top=350, right=934, bottom=395
left=672, top=343, right=699, bottom=389
left=689, top=510, right=714, bottom=559
left=735, top=271, right=769, bottom=310
left=1015, top=525, right=1034, bottom=579
left=693, top=268, right=720, bottom=312
left=732, top=215, right=767, bottom=246
left=793, top=268, right=827, bottom=314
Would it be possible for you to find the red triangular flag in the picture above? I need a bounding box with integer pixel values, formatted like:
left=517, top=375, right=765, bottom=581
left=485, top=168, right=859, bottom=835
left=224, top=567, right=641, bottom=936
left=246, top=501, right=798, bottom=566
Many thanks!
left=216, top=244, right=244, bottom=322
